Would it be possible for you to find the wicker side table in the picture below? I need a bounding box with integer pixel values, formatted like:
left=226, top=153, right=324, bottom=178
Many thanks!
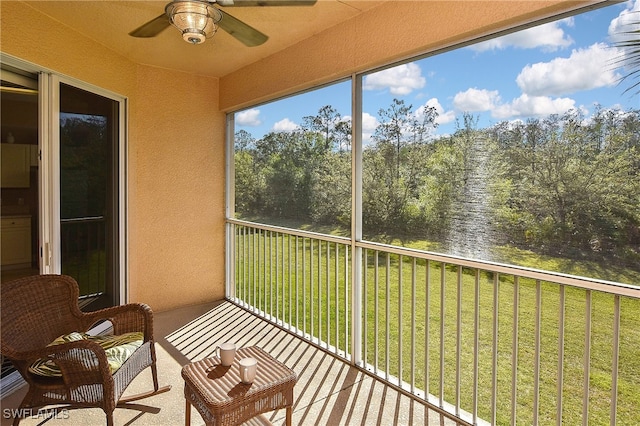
left=182, top=346, right=297, bottom=426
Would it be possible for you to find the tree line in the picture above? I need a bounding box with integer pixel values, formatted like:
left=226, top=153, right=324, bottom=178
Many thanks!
left=234, top=101, right=640, bottom=268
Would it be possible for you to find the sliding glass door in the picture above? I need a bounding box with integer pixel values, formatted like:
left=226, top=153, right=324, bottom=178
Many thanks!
left=2, top=68, right=128, bottom=309
left=58, top=82, right=122, bottom=309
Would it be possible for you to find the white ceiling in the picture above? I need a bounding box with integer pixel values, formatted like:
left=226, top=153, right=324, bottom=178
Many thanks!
left=24, top=0, right=384, bottom=78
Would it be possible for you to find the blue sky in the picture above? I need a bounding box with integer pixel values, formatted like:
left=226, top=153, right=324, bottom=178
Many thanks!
left=236, top=0, right=640, bottom=143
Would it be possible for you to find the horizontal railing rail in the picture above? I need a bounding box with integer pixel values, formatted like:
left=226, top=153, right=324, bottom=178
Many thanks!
left=227, top=219, right=640, bottom=426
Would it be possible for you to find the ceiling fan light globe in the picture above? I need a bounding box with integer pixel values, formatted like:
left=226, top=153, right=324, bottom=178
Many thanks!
left=166, top=0, right=222, bottom=44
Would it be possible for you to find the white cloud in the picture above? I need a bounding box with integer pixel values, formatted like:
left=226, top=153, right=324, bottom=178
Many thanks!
left=236, top=108, right=261, bottom=126
left=452, top=88, right=501, bottom=112
left=608, top=0, right=640, bottom=74
left=515, top=43, right=621, bottom=97
left=361, top=112, right=379, bottom=145
left=363, top=63, right=426, bottom=95
left=492, top=94, right=577, bottom=119
left=608, top=0, right=640, bottom=43
left=472, top=18, right=574, bottom=52
left=272, top=118, right=298, bottom=132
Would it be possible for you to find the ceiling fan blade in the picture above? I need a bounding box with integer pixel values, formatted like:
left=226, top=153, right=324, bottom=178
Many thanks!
left=129, top=13, right=171, bottom=38
left=217, top=9, right=268, bottom=47
left=216, top=1, right=316, bottom=6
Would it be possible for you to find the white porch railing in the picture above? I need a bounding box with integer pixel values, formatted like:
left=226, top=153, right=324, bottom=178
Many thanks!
left=227, top=219, right=640, bottom=426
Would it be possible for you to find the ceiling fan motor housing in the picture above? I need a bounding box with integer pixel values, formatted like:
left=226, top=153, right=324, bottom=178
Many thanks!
left=183, top=30, right=207, bottom=44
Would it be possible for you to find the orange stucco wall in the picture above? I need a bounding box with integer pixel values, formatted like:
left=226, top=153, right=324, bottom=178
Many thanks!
left=0, top=1, right=225, bottom=312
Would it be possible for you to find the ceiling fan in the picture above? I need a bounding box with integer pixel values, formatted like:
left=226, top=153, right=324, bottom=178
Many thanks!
left=129, top=0, right=316, bottom=46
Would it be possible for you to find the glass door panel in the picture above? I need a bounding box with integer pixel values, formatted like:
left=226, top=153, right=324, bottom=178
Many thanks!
left=59, top=83, right=119, bottom=309
left=0, top=69, right=39, bottom=283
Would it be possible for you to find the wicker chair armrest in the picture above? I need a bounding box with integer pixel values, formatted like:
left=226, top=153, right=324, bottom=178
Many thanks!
left=81, top=303, right=154, bottom=341
left=7, top=344, right=69, bottom=365
left=28, top=340, right=113, bottom=386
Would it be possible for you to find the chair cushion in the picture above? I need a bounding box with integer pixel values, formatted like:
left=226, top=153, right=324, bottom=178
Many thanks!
left=29, top=331, right=144, bottom=377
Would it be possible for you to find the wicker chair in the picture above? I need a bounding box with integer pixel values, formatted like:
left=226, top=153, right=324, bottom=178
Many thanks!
left=0, top=274, right=171, bottom=425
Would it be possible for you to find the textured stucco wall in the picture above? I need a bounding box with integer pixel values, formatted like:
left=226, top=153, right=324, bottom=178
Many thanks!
left=1, top=1, right=225, bottom=312
left=219, top=0, right=596, bottom=111
left=129, top=67, right=225, bottom=309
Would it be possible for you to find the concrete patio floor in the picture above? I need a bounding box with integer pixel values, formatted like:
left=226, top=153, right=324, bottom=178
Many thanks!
left=1, top=300, right=456, bottom=425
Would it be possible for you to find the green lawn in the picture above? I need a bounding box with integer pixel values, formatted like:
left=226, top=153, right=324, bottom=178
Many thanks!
left=233, top=227, right=640, bottom=425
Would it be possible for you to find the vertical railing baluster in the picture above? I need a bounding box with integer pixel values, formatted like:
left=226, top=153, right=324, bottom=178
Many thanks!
left=363, top=248, right=367, bottom=363
left=557, top=285, right=566, bottom=426
left=611, top=295, right=620, bottom=426
left=279, top=233, right=284, bottom=325
left=386, top=253, right=391, bottom=381
left=279, top=233, right=283, bottom=325
left=246, top=226, right=250, bottom=305
left=237, top=226, right=241, bottom=303
left=251, top=228, right=256, bottom=311
left=246, top=227, right=250, bottom=309
left=259, top=228, right=262, bottom=312
left=492, top=272, right=499, bottom=426
left=263, top=230, right=267, bottom=315
left=275, top=232, right=284, bottom=325
left=326, top=241, right=331, bottom=350
left=533, top=279, right=542, bottom=426
left=280, top=233, right=284, bottom=325
left=234, top=226, right=239, bottom=302
left=243, top=226, right=248, bottom=306
left=309, top=238, right=315, bottom=339
left=275, top=232, right=279, bottom=323
left=335, top=242, right=340, bottom=353
left=255, top=228, right=259, bottom=311
left=318, top=239, right=322, bottom=345
left=254, top=228, right=258, bottom=312
left=234, top=226, right=238, bottom=301
left=425, top=259, right=430, bottom=400
left=288, top=234, right=292, bottom=330
left=241, top=226, right=245, bottom=303
left=398, top=254, right=403, bottom=387
left=375, top=250, right=379, bottom=375
left=583, top=290, right=592, bottom=426
left=264, top=229, right=268, bottom=315
left=243, top=227, right=248, bottom=309
left=295, top=236, right=299, bottom=333
left=269, top=231, right=273, bottom=318
left=344, top=245, right=349, bottom=357
left=439, top=262, right=446, bottom=408
left=473, top=269, right=480, bottom=424
left=262, top=230, right=266, bottom=315
left=456, top=266, right=462, bottom=417
left=511, top=276, right=520, bottom=426
left=411, top=258, right=416, bottom=394
left=303, top=237, right=307, bottom=337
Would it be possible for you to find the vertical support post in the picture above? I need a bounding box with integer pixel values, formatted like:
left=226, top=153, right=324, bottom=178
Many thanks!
left=225, top=113, right=235, bottom=299
left=351, top=73, right=363, bottom=365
